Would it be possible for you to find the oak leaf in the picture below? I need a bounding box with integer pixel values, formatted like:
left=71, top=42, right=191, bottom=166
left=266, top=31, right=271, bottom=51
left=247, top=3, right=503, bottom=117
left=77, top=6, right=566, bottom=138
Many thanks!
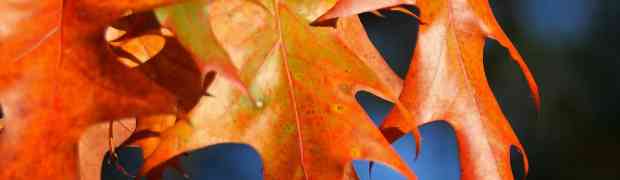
left=132, top=0, right=417, bottom=179
left=0, top=0, right=188, bottom=179
left=0, top=0, right=539, bottom=179
left=380, top=1, right=540, bottom=180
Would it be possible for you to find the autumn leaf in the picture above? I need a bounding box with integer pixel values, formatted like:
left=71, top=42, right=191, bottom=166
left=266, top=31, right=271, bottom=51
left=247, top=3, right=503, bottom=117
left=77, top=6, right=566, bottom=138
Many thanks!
left=124, top=28, right=210, bottom=179
left=132, top=0, right=416, bottom=179
left=380, top=0, right=540, bottom=180
left=154, top=2, right=249, bottom=98
left=112, top=12, right=211, bottom=177
left=334, top=15, right=422, bottom=156
left=0, top=0, right=186, bottom=179
left=0, top=0, right=538, bottom=179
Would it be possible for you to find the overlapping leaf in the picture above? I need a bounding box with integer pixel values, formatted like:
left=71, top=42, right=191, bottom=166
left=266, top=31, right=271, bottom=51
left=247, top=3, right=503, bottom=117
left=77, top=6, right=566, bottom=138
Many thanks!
left=132, top=0, right=417, bottom=179
left=380, top=0, right=540, bottom=180
left=0, top=0, right=538, bottom=179
left=0, top=0, right=187, bottom=179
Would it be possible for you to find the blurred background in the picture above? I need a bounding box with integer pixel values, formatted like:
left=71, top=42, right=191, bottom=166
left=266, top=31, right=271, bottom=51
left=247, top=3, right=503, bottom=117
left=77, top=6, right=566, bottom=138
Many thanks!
left=104, top=0, right=620, bottom=179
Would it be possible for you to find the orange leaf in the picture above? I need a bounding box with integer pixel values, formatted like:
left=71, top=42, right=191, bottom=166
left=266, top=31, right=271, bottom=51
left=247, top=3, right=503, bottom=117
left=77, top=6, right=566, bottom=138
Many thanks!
left=0, top=0, right=539, bottom=179
left=0, top=1, right=186, bottom=179
left=134, top=0, right=416, bottom=179
left=381, top=0, right=539, bottom=180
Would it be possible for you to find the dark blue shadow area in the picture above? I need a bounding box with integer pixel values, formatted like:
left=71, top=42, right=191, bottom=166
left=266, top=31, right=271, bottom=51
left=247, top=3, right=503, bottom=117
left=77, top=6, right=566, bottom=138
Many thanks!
left=102, top=147, right=145, bottom=180
left=103, top=144, right=262, bottom=180
left=358, top=6, right=419, bottom=78
left=484, top=38, right=534, bottom=180
left=510, top=146, right=526, bottom=180
left=517, top=0, right=595, bottom=44
left=483, top=39, right=537, bottom=138
left=163, top=143, right=263, bottom=180
left=352, top=122, right=461, bottom=180
left=355, top=91, right=394, bottom=126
